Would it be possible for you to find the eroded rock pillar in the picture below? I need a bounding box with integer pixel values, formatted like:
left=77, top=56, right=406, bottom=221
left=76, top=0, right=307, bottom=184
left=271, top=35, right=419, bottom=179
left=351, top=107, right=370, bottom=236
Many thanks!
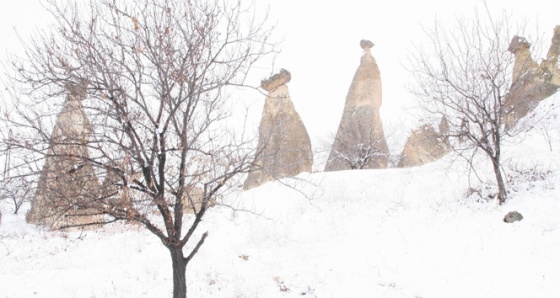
left=325, top=40, right=389, bottom=171
left=244, top=69, right=313, bottom=190
left=27, top=81, right=102, bottom=229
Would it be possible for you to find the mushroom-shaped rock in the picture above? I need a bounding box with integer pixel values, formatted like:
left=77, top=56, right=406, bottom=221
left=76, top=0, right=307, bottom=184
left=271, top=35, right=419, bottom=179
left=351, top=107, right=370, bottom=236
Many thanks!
left=325, top=41, right=389, bottom=171
left=504, top=25, right=560, bottom=129
left=27, top=81, right=102, bottom=229
left=508, top=36, right=538, bottom=84
left=260, top=68, right=291, bottom=92
left=244, top=70, right=313, bottom=190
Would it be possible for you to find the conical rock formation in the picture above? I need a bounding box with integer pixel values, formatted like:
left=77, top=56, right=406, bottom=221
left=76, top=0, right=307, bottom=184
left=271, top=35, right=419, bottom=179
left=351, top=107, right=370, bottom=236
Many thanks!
left=325, top=40, right=389, bottom=171
left=504, top=26, right=560, bottom=129
left=398, top=117, right=450, bottom=168
left=27, top=81, right=102, bottom=229
left=244, top=69, right=313, bottom=190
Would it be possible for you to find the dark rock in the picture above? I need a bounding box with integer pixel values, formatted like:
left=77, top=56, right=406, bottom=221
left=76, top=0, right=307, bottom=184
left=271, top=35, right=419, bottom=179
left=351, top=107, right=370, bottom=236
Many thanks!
left=360, top=39, right=374, bottom=50
left=504, top=211, right=523, bottom=223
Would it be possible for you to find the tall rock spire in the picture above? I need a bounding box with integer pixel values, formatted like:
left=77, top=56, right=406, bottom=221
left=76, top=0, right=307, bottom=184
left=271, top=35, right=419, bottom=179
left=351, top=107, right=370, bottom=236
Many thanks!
left=27, top=81, right=101, bottom=229
left=244, top=69, right=313, bottom=190
left=325, top=40, right=389, bottom=171
left=504, top=26, right=560, bottom=129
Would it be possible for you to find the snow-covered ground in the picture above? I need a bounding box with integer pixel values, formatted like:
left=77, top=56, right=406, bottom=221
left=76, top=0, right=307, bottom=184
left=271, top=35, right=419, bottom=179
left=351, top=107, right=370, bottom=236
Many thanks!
left=2, top=94, right=560, bottom=297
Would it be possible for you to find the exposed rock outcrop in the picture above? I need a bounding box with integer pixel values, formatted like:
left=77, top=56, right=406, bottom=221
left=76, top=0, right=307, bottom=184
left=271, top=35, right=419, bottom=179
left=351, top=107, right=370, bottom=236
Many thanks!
left=244, top=69, right=313, bottom=190
left=27, top=81, right=102, bottom=229
left=398, top=117, right=450, bottom=168
left=504, top=26, right=560, bottom=129
left=325, top=40, right=389, bottom=171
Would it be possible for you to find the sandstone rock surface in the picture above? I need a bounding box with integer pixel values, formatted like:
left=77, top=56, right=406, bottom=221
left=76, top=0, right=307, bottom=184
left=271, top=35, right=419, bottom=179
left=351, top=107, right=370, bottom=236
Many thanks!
left=180, top=186, right=216, bottom=213
left=398, top=117, right=450, bottom=168
left=27, top=81, right=102, bottom=229
left=504, top=26, right=560, bottom=129
left=325, top=41, right=389, bottom=171
left=244, top=70, right=313, bottom=190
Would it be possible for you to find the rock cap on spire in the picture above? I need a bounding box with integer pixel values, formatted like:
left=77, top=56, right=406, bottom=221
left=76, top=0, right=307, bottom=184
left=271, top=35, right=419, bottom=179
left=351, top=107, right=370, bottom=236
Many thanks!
left=508, top=36, right=531, bottom=54
left=261, top=69, right=291, bottom=92
left=360, top=39, right=375, bottom=50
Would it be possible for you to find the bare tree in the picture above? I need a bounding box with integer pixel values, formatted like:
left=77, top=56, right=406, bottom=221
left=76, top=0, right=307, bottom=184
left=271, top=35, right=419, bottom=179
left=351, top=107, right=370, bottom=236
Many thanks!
left=1, top=131, right=32, bottom=214
left=0, top=102, right=41, bottom=214
left=0, top=176, right=35, bottom=215
left=2, top=0, right=274, bottom=297
left=536, top=114, right=556, bottom=152
left=409, top=6, right=529, bottom=204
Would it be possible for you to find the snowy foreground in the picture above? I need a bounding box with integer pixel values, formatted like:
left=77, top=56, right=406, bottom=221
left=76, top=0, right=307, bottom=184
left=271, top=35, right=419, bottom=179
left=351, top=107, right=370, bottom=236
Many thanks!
left=2, top=106, right=560, bottom=297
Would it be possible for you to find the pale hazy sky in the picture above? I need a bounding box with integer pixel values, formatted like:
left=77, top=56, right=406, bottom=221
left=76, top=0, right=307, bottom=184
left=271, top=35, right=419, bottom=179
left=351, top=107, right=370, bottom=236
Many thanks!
left=255, top=0, right=560, bottom=148
left=1, top=0, right=559, bottom=161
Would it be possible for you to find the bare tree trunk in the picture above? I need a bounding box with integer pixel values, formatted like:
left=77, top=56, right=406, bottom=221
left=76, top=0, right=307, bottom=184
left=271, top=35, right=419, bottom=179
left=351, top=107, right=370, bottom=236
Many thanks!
left=169, top=246, right=187, bottom=298
left=3, top=0, right=274, bottom=295
left=492, top=157, right=507, bottom=204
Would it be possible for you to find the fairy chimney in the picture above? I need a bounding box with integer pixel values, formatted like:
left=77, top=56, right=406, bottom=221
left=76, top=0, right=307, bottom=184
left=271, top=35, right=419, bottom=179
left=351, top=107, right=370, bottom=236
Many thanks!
left=27, top=81, right=102, bottom=229
left=398, top=117, right=450, bottom=168
left=508, top=36, right=538, bottom=84
left=543, top=25, right=560, bottom=82
left=244, top=69, right=313, bottom=190
left=504, top=26, right=560, bottom=129
left=324, top=40, right=389, bottom=171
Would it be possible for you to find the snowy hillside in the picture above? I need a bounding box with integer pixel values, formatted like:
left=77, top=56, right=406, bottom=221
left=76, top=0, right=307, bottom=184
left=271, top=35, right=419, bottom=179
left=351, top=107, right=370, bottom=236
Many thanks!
left=2, top=94, right=560, bottom=297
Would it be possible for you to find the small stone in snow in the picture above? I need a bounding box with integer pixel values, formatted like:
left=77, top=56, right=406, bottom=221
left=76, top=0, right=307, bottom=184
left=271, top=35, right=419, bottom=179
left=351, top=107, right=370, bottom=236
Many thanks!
left=504, top=211, right=523, bottom=223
